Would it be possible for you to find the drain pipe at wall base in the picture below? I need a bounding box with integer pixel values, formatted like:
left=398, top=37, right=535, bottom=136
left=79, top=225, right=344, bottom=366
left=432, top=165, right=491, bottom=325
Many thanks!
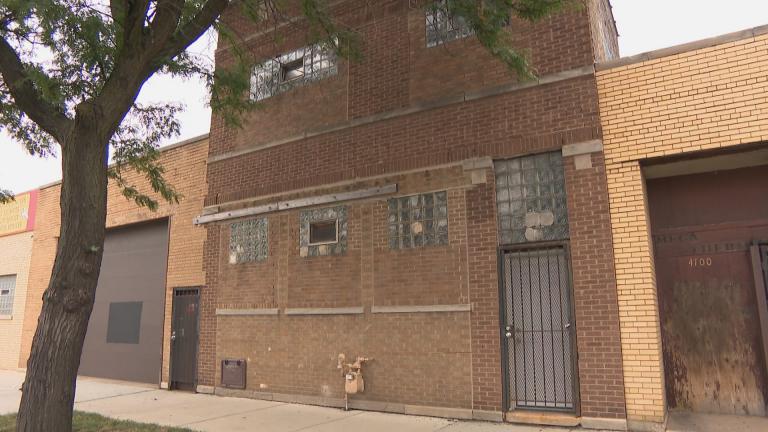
left=337, top=353, right=372, bottom=411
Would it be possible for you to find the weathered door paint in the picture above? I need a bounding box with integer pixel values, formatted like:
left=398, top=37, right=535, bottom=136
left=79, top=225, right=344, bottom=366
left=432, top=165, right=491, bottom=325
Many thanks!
left=648, top=166, right=768, bottom=416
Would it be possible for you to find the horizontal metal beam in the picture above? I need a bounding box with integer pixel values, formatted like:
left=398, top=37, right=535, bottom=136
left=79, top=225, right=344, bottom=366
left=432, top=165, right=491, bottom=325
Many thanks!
left=195, top=184, right=397, bottom=225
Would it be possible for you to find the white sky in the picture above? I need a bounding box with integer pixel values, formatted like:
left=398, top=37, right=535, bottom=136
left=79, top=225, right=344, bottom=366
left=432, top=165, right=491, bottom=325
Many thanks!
left=1, top=0, right=768, bottom=194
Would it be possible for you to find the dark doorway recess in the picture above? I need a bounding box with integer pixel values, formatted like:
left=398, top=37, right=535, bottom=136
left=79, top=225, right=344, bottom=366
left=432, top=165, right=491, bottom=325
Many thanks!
left=170, top=287, right=200, bottom=391
left=500, top=243, right=578, bottom=413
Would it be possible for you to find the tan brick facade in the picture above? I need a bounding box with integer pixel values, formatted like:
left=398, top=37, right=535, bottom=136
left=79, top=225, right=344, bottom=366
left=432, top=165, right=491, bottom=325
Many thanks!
left=0, top=231, right=34, bottom=369
left=19, top=137, right=209, bottom=385
left=597, top=27, right=768, bottom=426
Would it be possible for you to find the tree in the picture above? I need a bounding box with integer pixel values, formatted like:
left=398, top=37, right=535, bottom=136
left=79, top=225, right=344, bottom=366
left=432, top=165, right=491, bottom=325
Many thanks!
left=0, top=0, right=573, bottom=430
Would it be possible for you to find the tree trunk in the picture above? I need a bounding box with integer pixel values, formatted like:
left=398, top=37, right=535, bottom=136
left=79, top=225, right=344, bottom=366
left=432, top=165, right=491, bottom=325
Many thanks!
left=16, top=105, right=109, bottom=432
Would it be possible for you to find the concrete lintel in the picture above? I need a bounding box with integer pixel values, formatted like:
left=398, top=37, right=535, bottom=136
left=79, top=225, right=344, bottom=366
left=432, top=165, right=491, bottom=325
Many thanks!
left=216, top=308, right=279, bottom=316
left=196, top=385, right=215, bottom=395
left=461, top=157, right=494, bottom=171
left=371, top=304, right=471, bottom=314
left=581, top=416, right=628, bottom=431
left=195, top=184, right=397, bottom=225
left=562, top=139, right=603, bottom=157
left=284, top=307, right=364, bottom=316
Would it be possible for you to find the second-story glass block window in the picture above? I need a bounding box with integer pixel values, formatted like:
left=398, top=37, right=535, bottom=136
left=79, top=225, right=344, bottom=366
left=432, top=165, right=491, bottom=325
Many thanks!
left=426, top=1, right=473, bottom=47
left=229, top=218, right=268, bottom=264
left=495, top=152, right=569, bottom=244
left=388, top=192, right=449, bottom=249
left=251, top=41, right=338, bottom=101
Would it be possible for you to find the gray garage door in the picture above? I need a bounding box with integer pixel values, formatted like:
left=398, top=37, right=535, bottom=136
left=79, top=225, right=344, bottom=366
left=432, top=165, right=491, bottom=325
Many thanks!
left=79, top=219, right=169, bottom=384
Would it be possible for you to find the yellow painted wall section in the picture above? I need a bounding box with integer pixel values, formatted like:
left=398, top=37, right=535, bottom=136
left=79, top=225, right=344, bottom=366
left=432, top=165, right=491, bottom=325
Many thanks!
left=597, top=30, right=768, bottom=423
left=0, top=232, right=34, bottom=370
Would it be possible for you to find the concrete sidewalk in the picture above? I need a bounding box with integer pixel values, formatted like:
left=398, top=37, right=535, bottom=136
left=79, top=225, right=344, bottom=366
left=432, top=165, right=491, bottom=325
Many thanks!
left=0, top=370, right=568, bottom=431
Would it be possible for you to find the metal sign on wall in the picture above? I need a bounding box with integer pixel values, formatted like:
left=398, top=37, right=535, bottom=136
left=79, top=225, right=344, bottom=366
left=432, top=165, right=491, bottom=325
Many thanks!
left=0, top=190, right=38, bottom=237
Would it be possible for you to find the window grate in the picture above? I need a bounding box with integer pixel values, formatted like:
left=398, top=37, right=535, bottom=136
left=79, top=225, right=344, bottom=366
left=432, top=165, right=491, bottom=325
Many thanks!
left=0, top=275, right=16, bottom=316
left=388, top=192, right=448, bottom=249
left=251, top=41, right=338, bottom=101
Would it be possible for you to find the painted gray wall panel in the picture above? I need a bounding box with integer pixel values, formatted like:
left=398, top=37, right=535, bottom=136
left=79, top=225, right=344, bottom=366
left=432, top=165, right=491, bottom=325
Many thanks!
left=78, top=219, right=169, bottom=384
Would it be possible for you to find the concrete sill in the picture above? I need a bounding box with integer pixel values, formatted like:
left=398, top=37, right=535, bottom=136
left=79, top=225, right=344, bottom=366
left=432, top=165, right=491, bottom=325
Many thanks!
left=284, top=307, right=364, bottom=316
left=216, top=308, right=279, bottom=316
left=0, top=315, right=12, bottom=321
left=371, top=304, right=471, bottom=314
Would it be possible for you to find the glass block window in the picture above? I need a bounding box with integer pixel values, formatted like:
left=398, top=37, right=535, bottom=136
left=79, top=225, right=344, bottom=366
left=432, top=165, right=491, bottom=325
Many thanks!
left=229, top=218, right=268, bottom=264
left=300, top=206, right=348, bottom=257
left=426, top=1, right=473, bottom=47
left=495, top=152, right=569, bottom=245
left=0, top=274, right=16, bottom=316
left=251, top=41, right=338, bottom=101
left=388, top=192, right=449, bottom=249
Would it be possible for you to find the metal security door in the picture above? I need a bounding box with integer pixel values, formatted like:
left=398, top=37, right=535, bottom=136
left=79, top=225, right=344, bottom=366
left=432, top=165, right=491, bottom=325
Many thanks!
left=501, top=244, right=576, bottom=411
left=170, top=288, right=200, bottom=391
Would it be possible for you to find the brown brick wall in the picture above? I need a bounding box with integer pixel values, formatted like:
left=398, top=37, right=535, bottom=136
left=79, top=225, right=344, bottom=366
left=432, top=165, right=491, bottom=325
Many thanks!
left=216, top=313, right=473, bottom=407
left=587, top=0, right=619, bottom=62
left=19, top=137, right=209, bottom=385
left=203, top=166, right=478, bottom=409
left=203, top=0, right=625, bottom=422
left=564, top=152, right=626, bottom=419
left=211, top=0, right=597, bottom=156
left=207, top=75, right=601, bottom=205
left=465, top=168, right=502, bottom=412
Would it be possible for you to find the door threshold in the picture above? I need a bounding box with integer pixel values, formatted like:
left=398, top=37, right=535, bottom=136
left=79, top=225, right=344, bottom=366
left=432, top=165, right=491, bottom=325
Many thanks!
left=506, top=410, right=579, bottom=427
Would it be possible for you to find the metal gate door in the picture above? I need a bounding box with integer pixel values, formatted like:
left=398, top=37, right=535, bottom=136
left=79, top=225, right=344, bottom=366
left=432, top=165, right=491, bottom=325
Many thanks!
left=501, top=244, right=576, bottom=411
left=170, top=287, right=200, bottom=391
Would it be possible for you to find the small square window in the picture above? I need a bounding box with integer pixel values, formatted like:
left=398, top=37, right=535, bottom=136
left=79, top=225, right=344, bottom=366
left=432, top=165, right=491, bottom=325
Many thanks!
left=309, top=220, right=338, bottom=245
left=281, top=58, right=305, bottom=82
left=0, top=275, right=16, bottom=316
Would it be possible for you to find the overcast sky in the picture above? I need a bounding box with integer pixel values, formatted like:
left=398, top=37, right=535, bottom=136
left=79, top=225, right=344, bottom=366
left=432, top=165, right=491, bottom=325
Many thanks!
left=2, top=0, right=767, bottom=194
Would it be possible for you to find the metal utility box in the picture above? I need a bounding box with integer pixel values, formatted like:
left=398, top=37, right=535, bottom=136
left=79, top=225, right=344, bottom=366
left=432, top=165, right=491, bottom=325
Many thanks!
left=221, top=359, right=246, bottom=389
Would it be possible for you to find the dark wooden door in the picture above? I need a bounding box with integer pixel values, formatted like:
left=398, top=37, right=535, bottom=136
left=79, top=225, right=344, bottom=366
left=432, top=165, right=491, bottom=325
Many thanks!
left=648, top=165, right=768, bottom=416
left=170, top=287, right=199, bottom=391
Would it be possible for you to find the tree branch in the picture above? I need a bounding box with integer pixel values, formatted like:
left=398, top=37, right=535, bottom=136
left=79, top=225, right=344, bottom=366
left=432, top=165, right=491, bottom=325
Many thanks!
left=160, top=0, right=228, bottom=61
left=150, top=0, right=187, bottom=43
left=0, top=37, right=72, bottom=142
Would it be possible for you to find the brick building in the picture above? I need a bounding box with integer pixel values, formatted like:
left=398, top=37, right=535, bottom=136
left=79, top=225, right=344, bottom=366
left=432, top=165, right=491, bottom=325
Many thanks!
left=19, top=135, right=209, bottom=389
left=597, top=26, right=768, bottom=431
left=0, top=191, right=37, bottom=370
left=197, top=1, right=627, bottom=429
